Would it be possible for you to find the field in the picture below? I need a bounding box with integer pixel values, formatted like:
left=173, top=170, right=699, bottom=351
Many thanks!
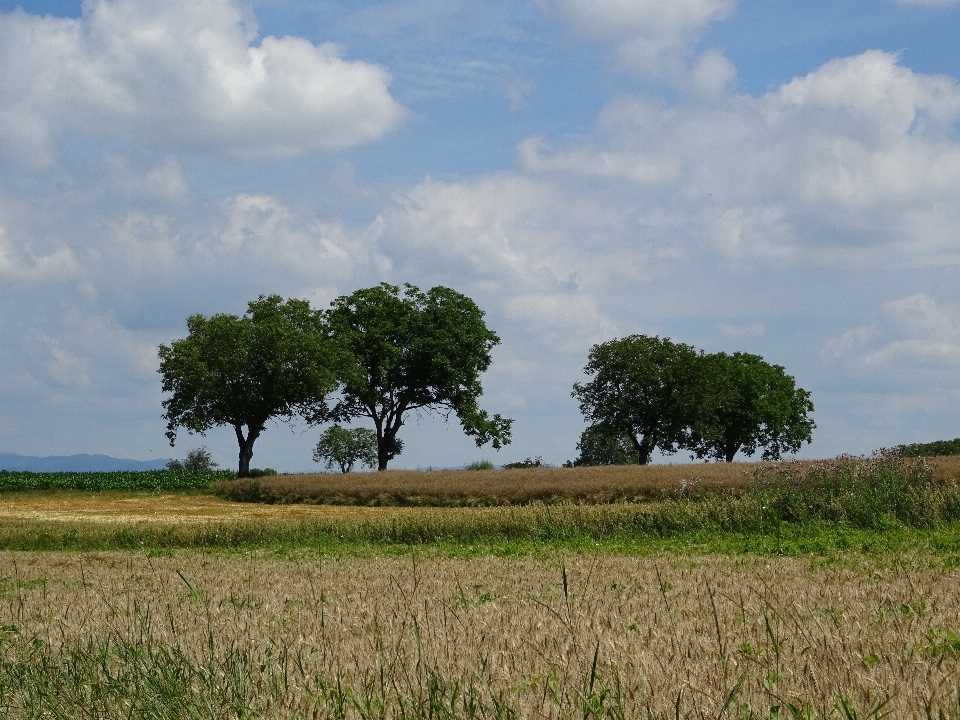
left=2, top=551, right=959, bottom=718
left=212, top=455, right=960, bottom=506
left=2, top=458, right=960, bottom=717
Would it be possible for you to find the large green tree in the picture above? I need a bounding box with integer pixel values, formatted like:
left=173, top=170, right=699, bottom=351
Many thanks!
left=158, top=295, right=338, bottom=477
left=570, top=424, right=636, bottom=467
left=313, top=425, right=378, bottom=474
left=690, top=351, right=814, bottom=462
left=325, top=283, right=512, bottom=470
left=571, top=335, right=703, bottom=465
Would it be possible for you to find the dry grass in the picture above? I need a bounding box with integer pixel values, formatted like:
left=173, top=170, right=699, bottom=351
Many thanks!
left=213, top=456, right=960, bottom=508
left=2, top=551, right=958, bottom=717
left=933, top=455, right=960, bottom=484
left=213, top=462, right=764, bottom=506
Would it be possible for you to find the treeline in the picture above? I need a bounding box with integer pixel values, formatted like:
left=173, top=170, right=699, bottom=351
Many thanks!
left=570, top=335, right=814, bottom=466
left=159, top=284, right=816, bottom=476
left=895, top=438, right=960, bottom=457
left=159, top=284, right=512, bottom=477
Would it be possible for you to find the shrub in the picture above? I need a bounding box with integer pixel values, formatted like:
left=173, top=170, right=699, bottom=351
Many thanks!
left=464, top=460, right=495, bottom=470
left=247, top=468, right=278, bottom=478
left=503, top=456, right=544, bottom=469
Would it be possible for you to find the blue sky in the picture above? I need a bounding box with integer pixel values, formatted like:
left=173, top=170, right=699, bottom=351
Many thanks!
left=2, top=0, right=960, bottom=470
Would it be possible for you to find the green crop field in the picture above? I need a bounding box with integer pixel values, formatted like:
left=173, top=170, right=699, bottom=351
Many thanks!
left=0, top=468, right=234, bottom=493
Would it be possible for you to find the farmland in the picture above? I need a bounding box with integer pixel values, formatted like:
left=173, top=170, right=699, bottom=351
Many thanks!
left=1, top=550, right=959, bottom=717
left=0, top=468, right=232, bottom=493
left=1, top=457, right=960, bottom=717
left=212, top=454, right=960, bottom=507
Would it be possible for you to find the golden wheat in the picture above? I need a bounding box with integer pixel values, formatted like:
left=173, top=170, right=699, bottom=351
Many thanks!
left=215, top=456, right=960, bottom=507
left=2, top=550, right=958, bottom=717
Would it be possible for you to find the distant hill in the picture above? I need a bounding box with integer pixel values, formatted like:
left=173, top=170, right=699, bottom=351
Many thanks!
left=0, top=453, right=171, bottom=472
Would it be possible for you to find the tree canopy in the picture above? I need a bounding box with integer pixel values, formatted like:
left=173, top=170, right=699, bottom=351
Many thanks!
left=325, top=283, right=512, bottom=470
left=690, top=351, right=815, bottom=462
left=158, top=295, right=338, bottom=477
left=313, top=425, right=378, bottom=474
left=569, top=424, right=636, bottom=467
left=571, top=335, right=703, bottom=465
left=572, top=336, right=814, bottom=465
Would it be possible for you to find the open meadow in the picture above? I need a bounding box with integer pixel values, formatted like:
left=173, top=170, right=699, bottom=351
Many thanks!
left=2, top=457, right=960, bottom=717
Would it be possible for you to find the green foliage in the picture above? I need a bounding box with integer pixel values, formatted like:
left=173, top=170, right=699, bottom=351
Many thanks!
left=0, top=469, right=231, bottom=493
left=246, top=468, right=277, bottom=478
left=158, top=295, right=339, bottom=477
left=165, top=446, right=218, bottom=471
left=572, top=335, right=703, bottom=465
left=751, top=454, right=949, bottom=530
left=325, top=283, right=512, bottom=470
left=572, top=337, right=814, bottom=465
left=895, top=438, right=960, bottom=457
left=464, top=460, right=495, bottom=470
left=571, top=424, right=635, bottom=466
left=503, top=456, right=544, bottom=469
left=313, top=425, right=378, bottom=473
left=690, top=351, right=815, bottom=462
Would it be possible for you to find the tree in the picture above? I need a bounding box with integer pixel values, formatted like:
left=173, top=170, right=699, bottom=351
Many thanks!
left=325, top=283, right=512, bottom=470
left=571, top=424, right=636, bottom=466
left=313, top=425, right=378, bottom=473
left=690, top=351, right=814, bottom=462
left=571, top=335, right=703, bottom=465
left=158, top=295, right=338, bottom=477
left=166, top=446, right=218, bottom=471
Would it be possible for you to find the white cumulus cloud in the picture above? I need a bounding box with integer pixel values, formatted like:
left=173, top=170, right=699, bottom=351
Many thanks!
left=823, top=293, right=960, bottom=376
left=544, top=0, right=735, bottom=77
left=0, top=0, right=405, bottom=166
left=521, top=50, right=960, bottom=266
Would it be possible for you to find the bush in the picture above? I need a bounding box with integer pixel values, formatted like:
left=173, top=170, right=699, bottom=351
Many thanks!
left=247, top=468, right=278, bottom=478
left=503, top=456, right=544, bottom=469
left=464, top=460, right=495, bottom=470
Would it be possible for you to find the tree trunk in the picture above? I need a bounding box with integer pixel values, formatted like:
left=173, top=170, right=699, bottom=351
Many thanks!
left=374, top=419, right=388, bottom=471
left=235, top=425, right=261, bottom=477
left=724, top=437, right=741, bottom=462
left=376, top=416, right=404, bottom=471
left=377, top=440, right=389, bottom=471
left=627, top=432, right=652, bottom=465
left=637, top=444, right=651, bottom=465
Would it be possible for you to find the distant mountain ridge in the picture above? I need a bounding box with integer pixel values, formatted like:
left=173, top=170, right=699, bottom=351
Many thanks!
left=0, top=453, right=171, bottom=472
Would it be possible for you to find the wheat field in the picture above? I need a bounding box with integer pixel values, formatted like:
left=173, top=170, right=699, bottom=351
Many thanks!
left=213, top=455, right=960, bottom=507
left=2, top=550, right=958, bottom=717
